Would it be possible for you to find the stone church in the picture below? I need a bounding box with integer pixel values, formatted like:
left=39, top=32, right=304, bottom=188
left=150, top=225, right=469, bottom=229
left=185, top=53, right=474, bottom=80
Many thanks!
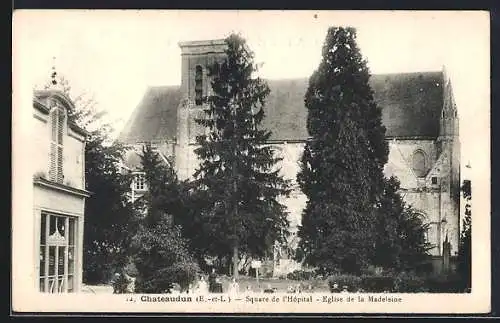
left=118, top=39, right=461, bottom=275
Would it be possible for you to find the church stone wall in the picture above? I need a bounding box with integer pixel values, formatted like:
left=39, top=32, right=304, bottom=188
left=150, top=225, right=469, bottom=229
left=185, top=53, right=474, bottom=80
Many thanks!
left=403, top=191, right=442, bottom=256
left=179, top=140, right=307, bottom=248
left=384, top=139, right=438, bottom=190
left=272, top=142, right=307, bottom=234
left=176, top=135, right=459, bottom=259
left=161, top=40, right=461, bottom=273
left=383, top=138, right=459, bottom=256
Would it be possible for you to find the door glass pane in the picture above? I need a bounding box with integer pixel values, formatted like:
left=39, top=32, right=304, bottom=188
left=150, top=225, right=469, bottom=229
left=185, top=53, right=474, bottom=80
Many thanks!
left=49, top=215, right=57, bottom=236
left=39, top=278, right=45, bottom=292
left=68, top=247, right=75, bottom=273
left=48, top=246, right=56, bottom=276
left=57, top=276, right=65, bottom=293
left=67, top=275, right=74, bottom=292
left=57, top=217, right=66, bottom=237
left=69, top=218, right=75, bottom=246
left=58, top=246, right=65, bottom=275
left=40, top=214, right=46, bottom=244
left=39, top=246, right=46, bottom=277
left=48, top=277, right=55, bottom=293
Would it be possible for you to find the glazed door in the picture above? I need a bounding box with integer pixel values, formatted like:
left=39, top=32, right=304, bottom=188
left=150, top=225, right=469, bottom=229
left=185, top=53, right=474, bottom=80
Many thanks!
left=39, top=212, right=77, bottom=293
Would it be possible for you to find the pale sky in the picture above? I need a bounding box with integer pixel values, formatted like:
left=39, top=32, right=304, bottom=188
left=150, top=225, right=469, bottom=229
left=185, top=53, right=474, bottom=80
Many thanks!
left=13, top=10, right=490, bottom=178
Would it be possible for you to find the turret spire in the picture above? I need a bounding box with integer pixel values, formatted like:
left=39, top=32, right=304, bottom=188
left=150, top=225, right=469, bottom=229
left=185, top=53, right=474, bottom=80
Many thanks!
left=51, top=56, right=58, bottom=86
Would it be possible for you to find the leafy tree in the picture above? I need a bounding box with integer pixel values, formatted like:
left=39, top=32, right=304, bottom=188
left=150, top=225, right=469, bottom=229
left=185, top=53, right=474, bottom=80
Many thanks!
left=458, top=179, right=471, bottom=291
left=131, top=217, right=200, bottom=293
left=83, top=131, right=140, bottom=283
left=42, top=74, right=140, bottom=284
left=192, top=33, right=291, bottom=278
left=296, top=27, right=388, bottom=274
left=131, top=144, right=199, bottom=293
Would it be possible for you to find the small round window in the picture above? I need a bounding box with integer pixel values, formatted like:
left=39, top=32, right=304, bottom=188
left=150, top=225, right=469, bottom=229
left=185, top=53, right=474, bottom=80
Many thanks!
left=412, top=150, right=427, bottom=178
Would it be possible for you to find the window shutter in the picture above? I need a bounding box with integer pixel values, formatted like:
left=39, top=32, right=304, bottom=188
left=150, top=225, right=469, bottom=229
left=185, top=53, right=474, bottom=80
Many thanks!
left=51, top=109, right=58, bottom=142
left=49, top=142, right=57, bottom=181
left=195, top=65, right=203, bottom=105
left=48, top=105, right=65, bottom=183
left=57, top=146, right=64, bottom=182
left=57, top=109, right=64, bottom=145
left=49, top=109, right=58, bottom=181
left=56, top=107, right=65, bottom=183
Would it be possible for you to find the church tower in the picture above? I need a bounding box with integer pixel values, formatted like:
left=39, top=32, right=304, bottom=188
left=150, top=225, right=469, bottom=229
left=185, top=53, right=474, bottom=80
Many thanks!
left=175, top=40, right=227, bottom=179
left=437, top=74, right=461, bottom=256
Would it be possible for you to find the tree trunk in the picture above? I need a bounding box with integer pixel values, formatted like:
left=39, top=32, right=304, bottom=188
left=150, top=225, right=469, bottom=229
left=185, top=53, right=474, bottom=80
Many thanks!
left=232, top=244, right=239, bottom=280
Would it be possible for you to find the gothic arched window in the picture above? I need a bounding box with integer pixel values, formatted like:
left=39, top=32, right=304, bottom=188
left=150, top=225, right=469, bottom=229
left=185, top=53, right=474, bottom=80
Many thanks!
left=211, top=62, right=220, bottom=78
left=195, top=65, right=203, bottom=106
left=412, top=150, right=427, bottom=178
left=49, top=100, right=66, bottom=183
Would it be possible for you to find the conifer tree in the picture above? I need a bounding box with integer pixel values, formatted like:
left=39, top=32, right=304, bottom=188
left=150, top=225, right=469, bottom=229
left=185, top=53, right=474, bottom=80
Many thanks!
left=296, top=27, right=389, bottom=274
left=373, top=177, right=431, bottom=271
left=193, top=33, right=291, bottom=278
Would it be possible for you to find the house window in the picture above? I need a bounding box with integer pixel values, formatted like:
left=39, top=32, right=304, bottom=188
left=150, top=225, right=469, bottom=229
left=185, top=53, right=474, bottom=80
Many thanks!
left=195, top=65, right=203, bottom=106
left=431, top=176, right=438, bottom=185
left=212, top=62, right=221, bottom=78
left=49, top=102, right=66, bottom=183
left=39, top=212, right=77, bottom=293
left=134, top=173, right=146, bottom=191
left=411, top=150, right=427, bottom=178
left=423, top=228, right=429, bottom=243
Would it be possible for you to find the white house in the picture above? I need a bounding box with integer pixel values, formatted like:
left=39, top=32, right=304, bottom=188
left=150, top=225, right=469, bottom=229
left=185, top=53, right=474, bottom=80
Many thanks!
left=32, top=89, right=90, bottom=293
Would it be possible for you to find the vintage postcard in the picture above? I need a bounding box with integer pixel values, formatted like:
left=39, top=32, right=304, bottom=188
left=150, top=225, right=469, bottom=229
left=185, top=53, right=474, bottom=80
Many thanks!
left=12, top=10, right=491, bottom=314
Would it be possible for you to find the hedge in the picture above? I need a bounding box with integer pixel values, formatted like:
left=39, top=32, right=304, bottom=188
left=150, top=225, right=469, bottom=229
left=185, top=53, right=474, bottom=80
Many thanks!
left=328, top=272, right=465, bottom=293
left=286, top=269, right=317, bottom=281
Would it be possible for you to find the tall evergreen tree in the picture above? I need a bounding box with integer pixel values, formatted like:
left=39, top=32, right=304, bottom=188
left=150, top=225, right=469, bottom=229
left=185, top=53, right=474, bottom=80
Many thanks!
left=372, top=177, right=431, bottom=271
left=296, top=27, right=389, bottom=274
left=193, top=33, right=291, bottom=278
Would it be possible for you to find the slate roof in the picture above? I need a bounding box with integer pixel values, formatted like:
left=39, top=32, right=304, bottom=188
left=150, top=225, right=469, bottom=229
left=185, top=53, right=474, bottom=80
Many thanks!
left=370, top=71, right=444, bottom=138
left=118, top=71, right=444, bottom=144
left=119, top=86, right=181, bottom=144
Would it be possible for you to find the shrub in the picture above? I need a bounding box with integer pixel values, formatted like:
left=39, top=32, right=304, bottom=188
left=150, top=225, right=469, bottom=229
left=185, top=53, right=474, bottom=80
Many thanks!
left=286, top=269, right=315, bottom=281
left=425, top=272, right=463, bottom=293
left=168, top=260, right=200, bottom=292
left=328, top=274, right=394, bottom=292
left=327, top=271, right=464, bottom=293
left=112, top=272, right=131, bottom=294
left=393, top=272, right=428, bottom=292
left=361, top=275, right=395, bottom=292
left=132, top=219, right=200, bottom=294
left=328, top=275, right=362, bottom=292
left=263, top=271, right=274, bottom=279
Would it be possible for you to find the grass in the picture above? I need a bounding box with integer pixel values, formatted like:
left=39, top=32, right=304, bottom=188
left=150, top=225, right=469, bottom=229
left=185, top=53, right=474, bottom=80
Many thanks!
left=215, top=275, right=330, bottom=293
left=83, top=276, right=330, bottom=294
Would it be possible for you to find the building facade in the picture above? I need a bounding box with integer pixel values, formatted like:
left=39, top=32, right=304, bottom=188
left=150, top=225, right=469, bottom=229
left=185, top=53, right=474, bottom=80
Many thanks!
left=33, top=90, right=90, bottom=293
left=118, top=40, right=461, bottom=275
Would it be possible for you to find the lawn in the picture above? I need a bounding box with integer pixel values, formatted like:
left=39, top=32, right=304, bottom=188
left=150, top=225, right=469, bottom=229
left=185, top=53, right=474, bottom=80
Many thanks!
left=82, top=276, right=330, bottom=294
left=215, top=275, right=330, bottom=293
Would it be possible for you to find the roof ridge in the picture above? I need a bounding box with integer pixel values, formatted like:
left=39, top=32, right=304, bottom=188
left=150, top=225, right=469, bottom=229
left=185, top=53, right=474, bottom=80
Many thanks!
left=140, top=71, right=444, bottom=89
left=119, top=70, right=445, bottom=144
